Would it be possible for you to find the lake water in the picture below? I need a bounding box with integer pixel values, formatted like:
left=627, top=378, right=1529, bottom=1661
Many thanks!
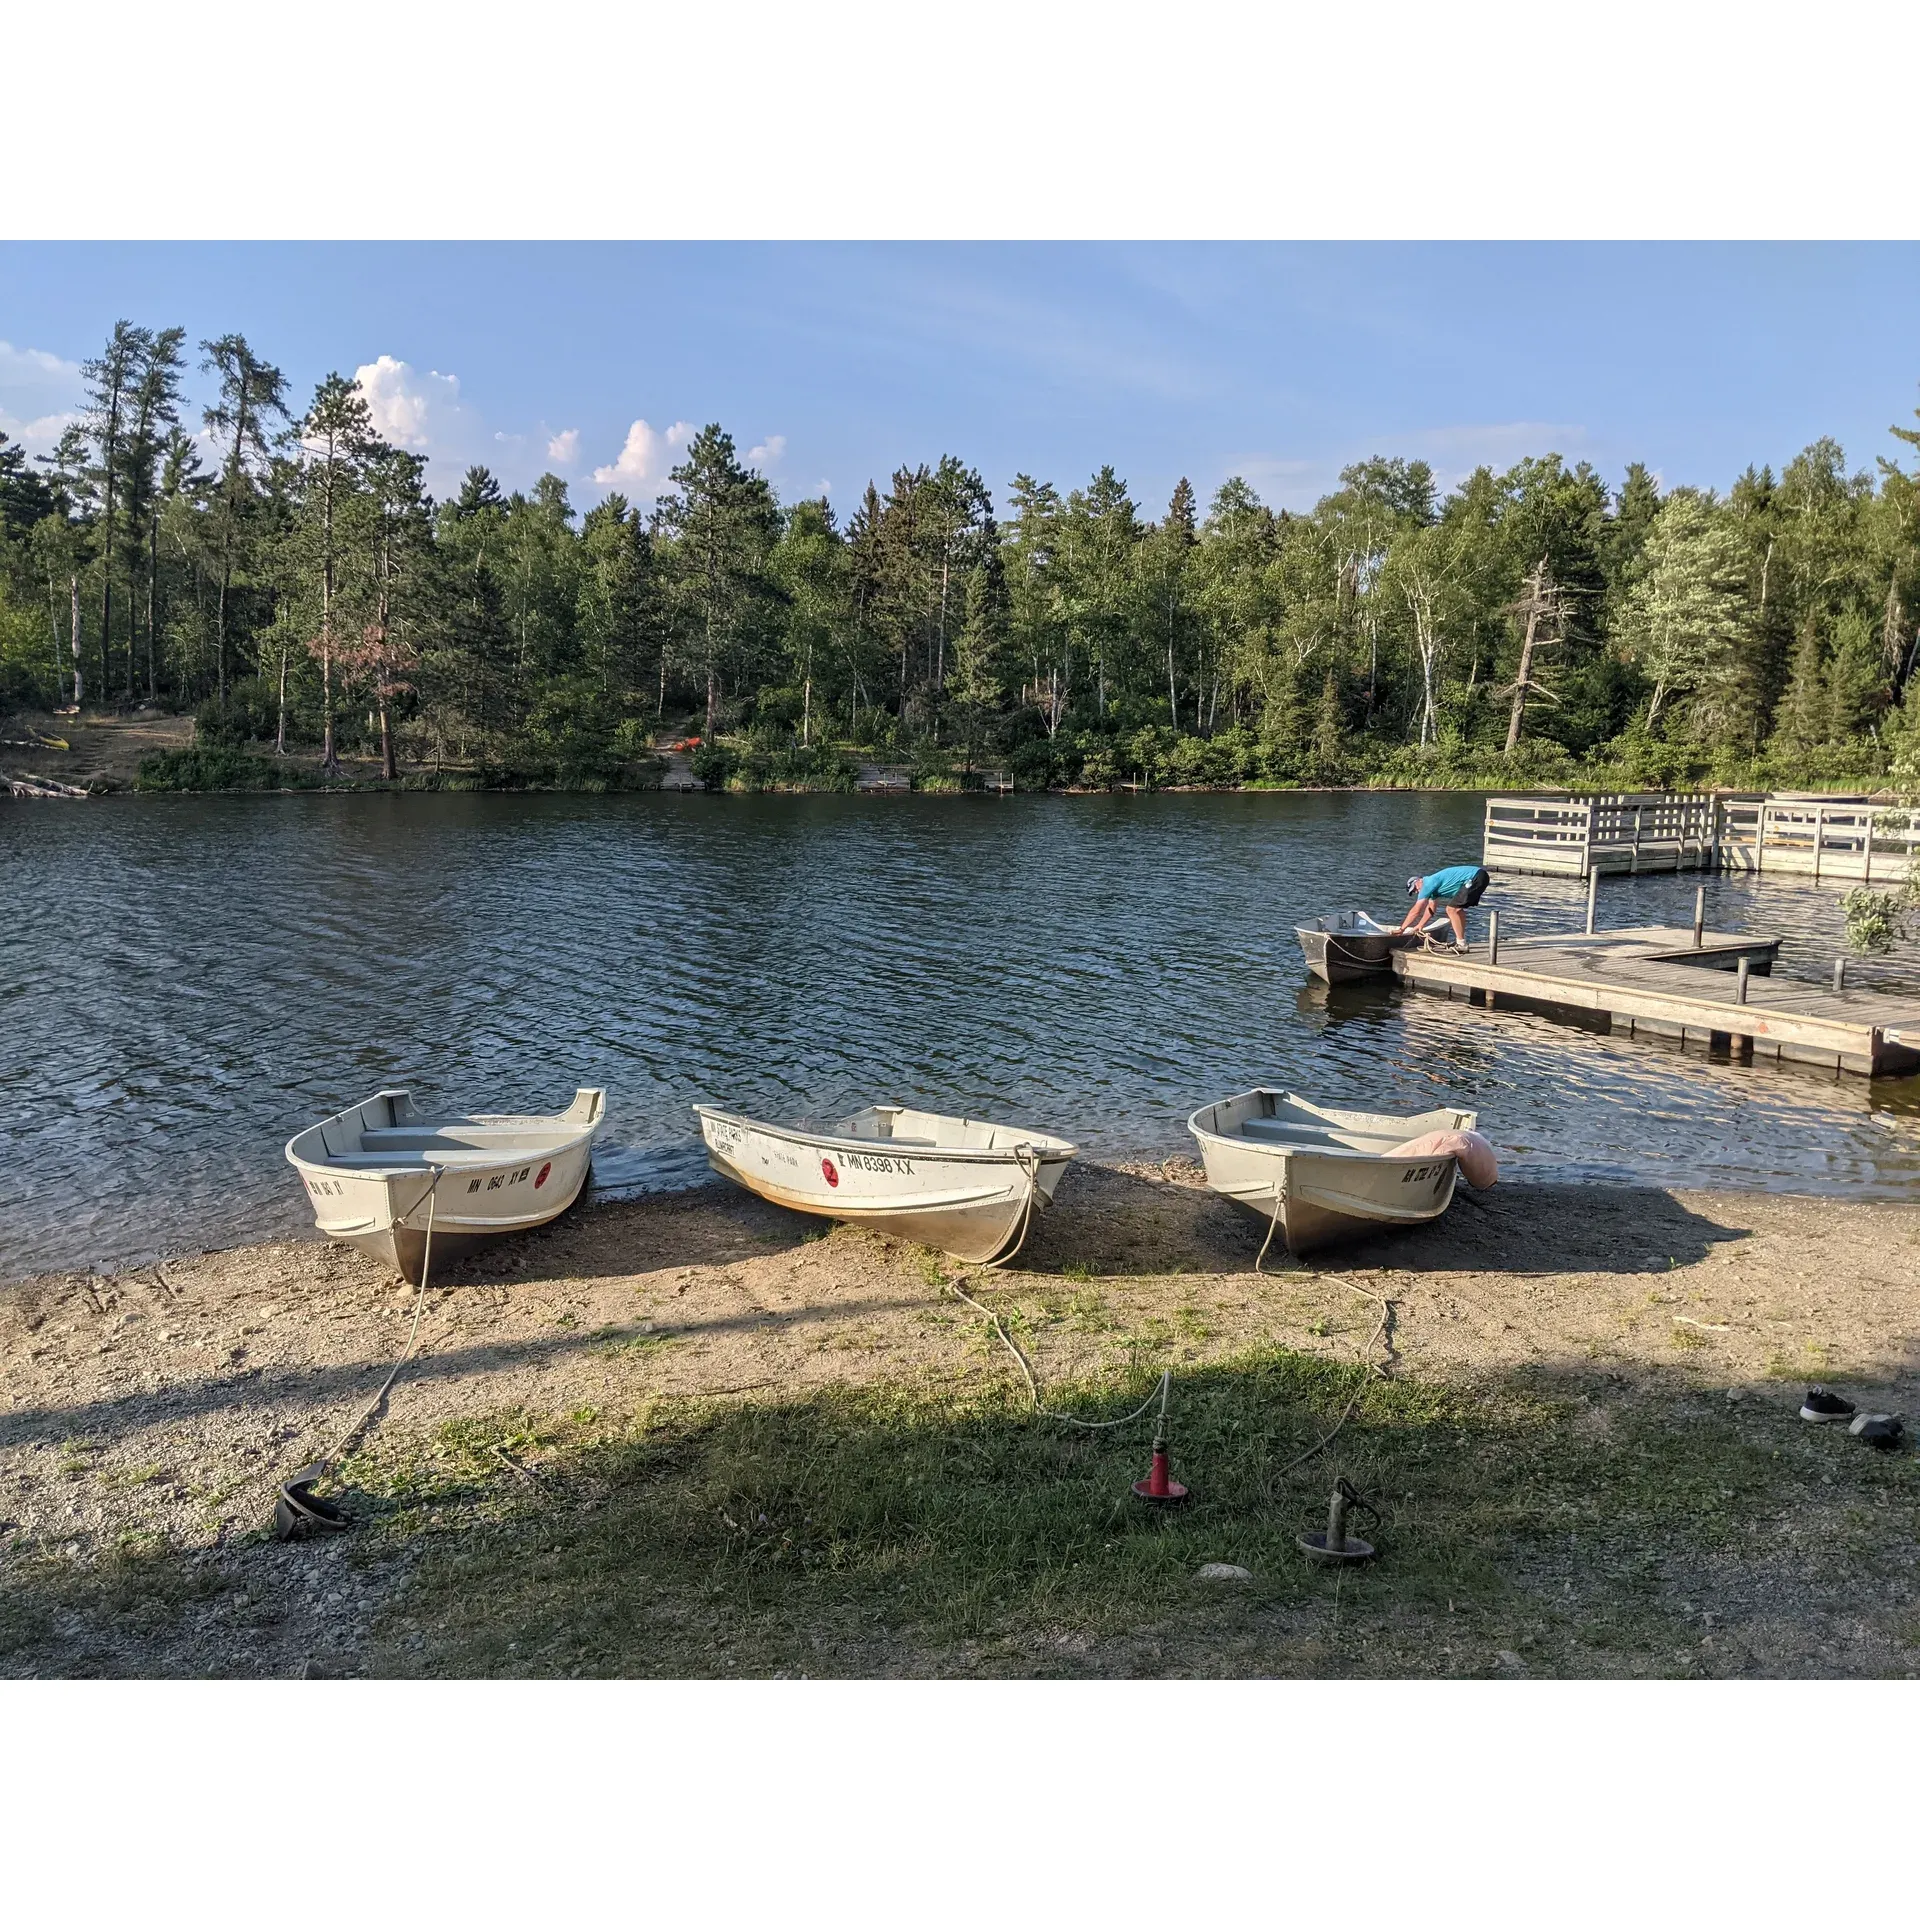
left=6, top=789, right=1920, bottom=1279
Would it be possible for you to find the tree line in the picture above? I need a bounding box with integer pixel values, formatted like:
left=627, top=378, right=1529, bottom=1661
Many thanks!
left=3, top=318, right=1919, bottom=792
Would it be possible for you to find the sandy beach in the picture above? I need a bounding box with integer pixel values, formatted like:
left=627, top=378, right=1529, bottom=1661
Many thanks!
left=3, top=1162, right=1916, bottom=1678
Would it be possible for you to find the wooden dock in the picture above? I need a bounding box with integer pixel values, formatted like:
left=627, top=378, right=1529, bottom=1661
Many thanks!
left=1482, top=792, right=1920, bottom=883
left=1393, top=926, right=1920, bottom=1077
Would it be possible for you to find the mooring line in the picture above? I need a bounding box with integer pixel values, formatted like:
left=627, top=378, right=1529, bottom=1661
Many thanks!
left=945, top=1275, right=1166, bottom=1432
left=1252, top=1205, right=1397, bottom=1476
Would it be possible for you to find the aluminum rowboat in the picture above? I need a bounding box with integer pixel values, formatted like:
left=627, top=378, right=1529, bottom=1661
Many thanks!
left=694, top=1102, right=1076, bottom=1265
left=1188, top=1087, right=1477, bottom=1256
left=286, top=1088, right=605, bottom=1280
left=1296, top=910, right=1418, bottom=985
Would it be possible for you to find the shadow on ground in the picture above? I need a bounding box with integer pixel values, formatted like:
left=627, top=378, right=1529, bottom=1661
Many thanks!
left=1021, top=1165, right=1750, bottom=1280
left=6, top=1341, right=1915, bottom=1680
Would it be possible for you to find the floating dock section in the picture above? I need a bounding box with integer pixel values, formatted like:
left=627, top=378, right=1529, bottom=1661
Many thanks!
left=1394, top=927, right=1920, bottom=1078
left=1483, top=793, right=1919, bottom=883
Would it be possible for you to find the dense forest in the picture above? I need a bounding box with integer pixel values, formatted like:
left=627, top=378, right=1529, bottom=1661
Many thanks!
left=4, top=319, right=1920, bottom=793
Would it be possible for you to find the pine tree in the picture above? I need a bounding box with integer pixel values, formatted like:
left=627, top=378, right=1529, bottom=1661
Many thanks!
left=81, top=320, right=148, bottom=703
left=296, top=373, right=377, bottom=770
left=1308, top=669, right=1347, bottom=781
left=454, top=467, right=504, bottom=519
left=579, top=494, right=663, bottom=705
left=123, top=328, right=186, bottom=701
left=949, top=548, right=1010, bottom=769
left=357, top=447, right=434, bottom=778
left=1824, top=607, right=1885, bottom=744
left=1774, top=615, right=1828, bottom=752
left=656, top=425, right=782, bottom=736
left=200, top=334, right=290, bottom=705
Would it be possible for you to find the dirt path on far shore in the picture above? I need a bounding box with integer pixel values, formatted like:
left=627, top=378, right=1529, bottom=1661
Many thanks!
left=2, top=708, right=193, bottom=792
left=4, top=1164, right=1917, bottom=1679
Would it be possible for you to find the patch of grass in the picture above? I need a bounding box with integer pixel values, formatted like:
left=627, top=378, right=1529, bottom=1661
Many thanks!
left=346, top=1348, right=1920, bottom=1679
left=1068, top=1290, right=1114, bottom=1333
left=0, top=1534, right=234, bottom=1670
left=1172, top=1302, right=1213, bottom=1340
left=1670, top=1325, right=1711, bottom=1352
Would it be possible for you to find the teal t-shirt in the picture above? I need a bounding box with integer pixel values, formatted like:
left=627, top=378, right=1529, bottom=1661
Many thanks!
left=1418, top=864, right=1483, bottom=902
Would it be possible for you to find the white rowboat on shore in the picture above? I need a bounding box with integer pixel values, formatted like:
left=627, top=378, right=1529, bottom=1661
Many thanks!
left=693, top=1102, right=1077, bottom=1265
left=286, top=1088, right=605, bottom=1280
left=1187, top=1088, right=1478, bottom=1257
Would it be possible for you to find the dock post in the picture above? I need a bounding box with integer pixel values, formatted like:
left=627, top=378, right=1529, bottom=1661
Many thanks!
left=1585, top=865, right=1599, bottom=936
left=1834, top=956, right=1847, bottom=993
left=1736, top=956, right=1750, bottom=1004
left=1488, top=910, right=1500, bottom=967
left=1692, top=885, right=1704, bottom=948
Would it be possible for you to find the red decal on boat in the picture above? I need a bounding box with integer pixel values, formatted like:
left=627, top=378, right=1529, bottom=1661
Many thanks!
left=821, top=1157, right=839, bottom=1188
left=535, top=1161, right=551, bottom=1189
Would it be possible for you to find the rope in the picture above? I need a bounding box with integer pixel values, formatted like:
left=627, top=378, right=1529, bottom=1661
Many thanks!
left=1249, top=1188, right=1396, bottom=1478
left=946, top=1275, right=1168, bottom=1431
left=311, top=1170, right=442, bottom=1475
left=210, top=1170, right=448, bottom=1522
left=979, top=1142, right=1043, bottom=1269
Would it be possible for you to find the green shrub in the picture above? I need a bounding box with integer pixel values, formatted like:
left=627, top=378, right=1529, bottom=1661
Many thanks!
left=691, top=740, right=740, bottom=790
left=135, top=747, right=320, bottom=792
left=1843, top=886, right=1910, bottom=954
left=193, top=678, right=285, bottom=748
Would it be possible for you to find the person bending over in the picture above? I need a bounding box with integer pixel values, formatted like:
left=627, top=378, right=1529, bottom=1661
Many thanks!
left=1395, top=864, right=1490, bottom=949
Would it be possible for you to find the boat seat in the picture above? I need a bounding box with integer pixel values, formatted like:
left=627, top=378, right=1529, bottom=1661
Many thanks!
left=1240, top=1118, right=1343, bottom=1143
left=323, top=1148, right=520, bottom=1168
left=360, top=1127, right=568, bottom=1149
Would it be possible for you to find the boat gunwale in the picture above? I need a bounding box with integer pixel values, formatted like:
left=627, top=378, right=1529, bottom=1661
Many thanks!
left=693, top=1102, right=1078, bottom=1166
left=285, top=1086, right=607, bottom=1177
left=1185, top=1086, right=1476, bottom=1169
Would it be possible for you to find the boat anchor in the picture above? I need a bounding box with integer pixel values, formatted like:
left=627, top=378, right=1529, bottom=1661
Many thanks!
left=1131, top=1373, right=1190, bottom=1506
left=275, top=1463, right=352, bottom=1541
left=1298, top=1477, right=1377, bottom=1565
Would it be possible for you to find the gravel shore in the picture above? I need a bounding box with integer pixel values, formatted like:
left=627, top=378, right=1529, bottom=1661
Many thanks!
left=5, top=1164, right=1916, bottom=1678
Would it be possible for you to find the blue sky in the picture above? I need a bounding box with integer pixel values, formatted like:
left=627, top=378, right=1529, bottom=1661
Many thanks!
left=4, top=243, right=1919, bottom=521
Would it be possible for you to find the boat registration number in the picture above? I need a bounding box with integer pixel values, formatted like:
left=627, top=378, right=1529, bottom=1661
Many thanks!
left=1398, top=1164, right=1440, bottom=1185
left=470, top=1167, right=536, bottom=1193
left=841, top=1151, right=915, bottom=1176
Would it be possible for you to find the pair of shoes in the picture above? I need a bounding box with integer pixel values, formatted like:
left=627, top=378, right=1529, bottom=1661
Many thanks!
left=1801, top=1388, right=1906, bottom=1450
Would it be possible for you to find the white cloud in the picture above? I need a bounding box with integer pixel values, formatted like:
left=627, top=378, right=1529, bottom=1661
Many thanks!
left=591, top=417, right=696, bottom=498
left=547, top=427, right=580, bottom=466
left=747, top=432, right=786, bottom=469
left=0, top=339, right=85, bottom=459
left=593, top=418, right=664, bottom=490
left=354, top=354, right=468, bottom=451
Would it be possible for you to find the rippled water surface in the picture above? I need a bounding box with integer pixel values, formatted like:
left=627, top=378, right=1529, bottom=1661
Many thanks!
left=6, top=789, right=1920, bottom=1277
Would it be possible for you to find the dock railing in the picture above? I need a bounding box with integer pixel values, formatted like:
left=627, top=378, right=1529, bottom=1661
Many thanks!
left=1718, top=798, right=1918, bottom=883
left=1484, top=792, right=1718, bottom=878
left=1483, top=795, right=1593, bottom=873
left=1486, top=791, right=1919, bottom=882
